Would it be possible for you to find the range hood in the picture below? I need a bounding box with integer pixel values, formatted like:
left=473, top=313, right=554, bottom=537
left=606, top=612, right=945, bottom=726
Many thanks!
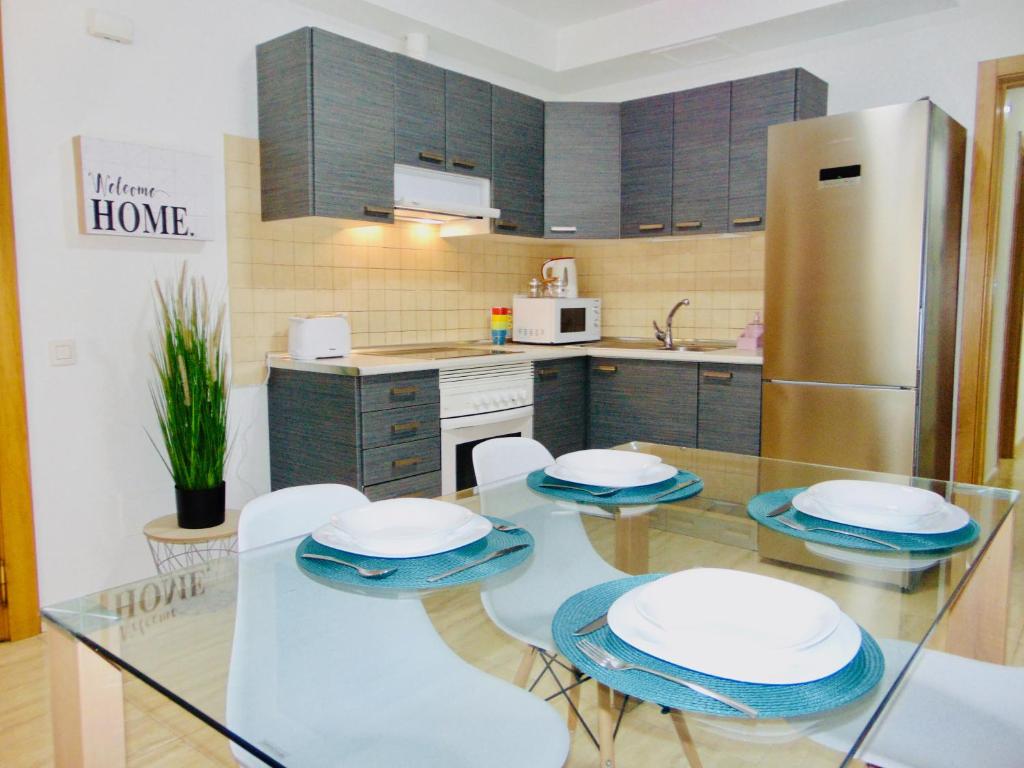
left=393, top=164, right=498, bottom=235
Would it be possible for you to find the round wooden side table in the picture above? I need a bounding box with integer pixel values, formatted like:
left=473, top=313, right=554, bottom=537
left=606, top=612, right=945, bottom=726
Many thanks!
left=143, top=509, right=241, bottom=574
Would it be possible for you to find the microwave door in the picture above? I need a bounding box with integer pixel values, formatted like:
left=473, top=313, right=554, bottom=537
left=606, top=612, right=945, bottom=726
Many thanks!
left=560, top=306, right=586, bottom=334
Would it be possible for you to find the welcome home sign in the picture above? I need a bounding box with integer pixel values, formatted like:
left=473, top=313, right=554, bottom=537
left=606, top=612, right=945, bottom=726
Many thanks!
left=74, top=136, right=213, bottom=240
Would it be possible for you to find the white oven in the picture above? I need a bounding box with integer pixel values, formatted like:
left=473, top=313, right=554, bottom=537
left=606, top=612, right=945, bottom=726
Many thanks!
left=512, top=296, right=601, bottom=344
left=440, top=362, right=534, bottom=495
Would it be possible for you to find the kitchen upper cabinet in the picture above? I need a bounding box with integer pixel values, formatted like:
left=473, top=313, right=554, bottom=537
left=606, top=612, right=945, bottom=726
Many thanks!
left=620, top=94, right=674, bottom=238
left=588, top=358, right=698, bottom=448
left=545, top=102, right=620, bottom=239
left=492, top=86, right=545, bottom=238
left=673, top=83, right=731, bottom=236
left=394, top=55, right=446, bottom=170
left=728, top=68, right=827, bottom=232
left=445, top=71, right=492, bottom=179
left=257, top=28, right=396, bottom=223
left=697, top=363, right=761, bottom=455
left=533, top=358, right=588, bottom=457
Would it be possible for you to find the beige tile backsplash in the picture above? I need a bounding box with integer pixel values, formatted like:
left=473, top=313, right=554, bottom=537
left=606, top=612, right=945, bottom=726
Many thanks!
left=224, top=135, right=765, bottom=386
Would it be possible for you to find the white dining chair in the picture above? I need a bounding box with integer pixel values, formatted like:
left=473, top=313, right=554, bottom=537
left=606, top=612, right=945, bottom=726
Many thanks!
left=809, top=638, right=1024, bottom=768
left=473, top=437, right=626, bottom=745
left=227, top=483, right=570, bottom=768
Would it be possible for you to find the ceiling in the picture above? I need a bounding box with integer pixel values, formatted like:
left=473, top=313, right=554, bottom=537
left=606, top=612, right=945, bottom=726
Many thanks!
left=295, top=0, right=961, bottom=96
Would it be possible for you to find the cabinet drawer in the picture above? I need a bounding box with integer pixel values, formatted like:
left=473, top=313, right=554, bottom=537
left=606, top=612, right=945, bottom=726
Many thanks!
left=360, top=371, right=439, bottom=412
left=363, top=470, right=442, bottom=501
left=362, top=437, right=441, bottom=485
left=361, top=403, right=440, bottom=448
left=698, top=364, right=762, bottom=455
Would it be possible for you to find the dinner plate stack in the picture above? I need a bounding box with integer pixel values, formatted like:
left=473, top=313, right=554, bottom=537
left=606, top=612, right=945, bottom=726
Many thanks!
left=792, top=480, right=969, bottom=534
left=546, top=449, right=678, bottom=488
left=607, top=568, right=862, bottom=684
left=311, top=498, right=492, bottom=558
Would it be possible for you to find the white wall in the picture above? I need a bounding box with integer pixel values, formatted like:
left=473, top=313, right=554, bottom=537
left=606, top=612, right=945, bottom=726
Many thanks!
left=1, top=0, right=549, bottom=607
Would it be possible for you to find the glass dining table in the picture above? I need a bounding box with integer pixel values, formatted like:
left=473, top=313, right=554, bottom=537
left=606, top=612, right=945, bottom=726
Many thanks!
left=42, top=444, right=1019, bottom=768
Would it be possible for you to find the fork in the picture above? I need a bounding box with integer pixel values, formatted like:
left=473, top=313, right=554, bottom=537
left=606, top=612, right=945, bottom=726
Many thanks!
left=537, top=482, right=623, bottom=497
left=576, top=638, right=758, bottom=718
left=774, top=516, right=900, bottom=550
left=300, top=553, right=397, bottom=578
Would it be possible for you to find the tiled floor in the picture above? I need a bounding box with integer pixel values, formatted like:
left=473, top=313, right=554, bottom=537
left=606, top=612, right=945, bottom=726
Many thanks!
left=3, top=457, right=1024, bottom=766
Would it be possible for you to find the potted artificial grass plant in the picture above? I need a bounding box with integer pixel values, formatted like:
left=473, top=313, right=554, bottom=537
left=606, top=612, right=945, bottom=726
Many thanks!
left=150, top=264, right=230, bottom=529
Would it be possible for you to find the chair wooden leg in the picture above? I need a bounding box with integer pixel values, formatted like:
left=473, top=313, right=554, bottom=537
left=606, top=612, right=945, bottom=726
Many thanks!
left=512, top=645, right=538, bottom=688
left=597, top=683, right=616, bottom=768
left=566, top=666, right=582, bottom=733
left=669, top=710, right=704, bottom=768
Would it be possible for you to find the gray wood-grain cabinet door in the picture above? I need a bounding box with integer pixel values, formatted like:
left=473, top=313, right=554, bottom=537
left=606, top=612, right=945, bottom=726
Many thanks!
left=492, top=86, right=544, bottom=237
left=588, top=358, right=697, bottom=448
left=545, top=102, right=620, bottom=239
left=533, top=358, right=587, bottom=457
left=394, top=55, right=446, bottom=169
left=728, top=68, right=827, bottom=233
left=620, top=94, right=674, bottom=238
left=673, top=83, right=731, bottom=236
left=697, top=364, right=761, bottom=455
left=445, top=71, right=491, bottom=179
left=311, top=29, right=395, bottom=222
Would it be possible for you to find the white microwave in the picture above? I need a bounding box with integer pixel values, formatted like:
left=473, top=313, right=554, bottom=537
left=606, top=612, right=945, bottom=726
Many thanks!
left=512, top=296, right=601, bottom=344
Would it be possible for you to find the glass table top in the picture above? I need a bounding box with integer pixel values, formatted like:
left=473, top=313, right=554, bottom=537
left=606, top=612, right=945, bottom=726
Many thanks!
left=42, top=444, right=1019, bottom=767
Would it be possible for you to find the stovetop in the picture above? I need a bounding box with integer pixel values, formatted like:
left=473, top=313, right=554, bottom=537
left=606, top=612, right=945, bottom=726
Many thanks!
left=359, top=346, right=524, bottom=361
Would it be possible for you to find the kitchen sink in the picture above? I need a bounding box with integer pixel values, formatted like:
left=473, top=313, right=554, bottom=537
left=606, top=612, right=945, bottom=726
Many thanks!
left=583, top=337, right=736, bottom=352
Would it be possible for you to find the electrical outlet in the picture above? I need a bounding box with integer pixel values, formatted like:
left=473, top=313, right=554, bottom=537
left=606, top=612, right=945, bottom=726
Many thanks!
left=49, top=340, right=77, bottom=366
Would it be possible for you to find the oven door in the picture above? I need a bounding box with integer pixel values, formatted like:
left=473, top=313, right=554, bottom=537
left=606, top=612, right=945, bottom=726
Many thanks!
left=440, top=406, right=534, bottom=495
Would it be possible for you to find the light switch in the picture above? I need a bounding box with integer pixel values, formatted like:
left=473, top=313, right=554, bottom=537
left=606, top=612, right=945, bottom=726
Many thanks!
left=49, top=340, right=77, bottom=367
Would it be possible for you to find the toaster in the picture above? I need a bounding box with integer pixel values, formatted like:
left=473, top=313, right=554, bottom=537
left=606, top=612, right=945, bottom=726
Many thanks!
left=288, top=314, right=352, bottom=360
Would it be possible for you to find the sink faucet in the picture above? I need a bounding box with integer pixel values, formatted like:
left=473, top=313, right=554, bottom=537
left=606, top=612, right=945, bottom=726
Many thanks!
left=653, top=299, right=690, bottom=350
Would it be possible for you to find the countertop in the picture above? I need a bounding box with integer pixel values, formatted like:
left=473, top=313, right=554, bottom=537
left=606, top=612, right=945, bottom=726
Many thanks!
left=269, top=341, right=763, bottom=376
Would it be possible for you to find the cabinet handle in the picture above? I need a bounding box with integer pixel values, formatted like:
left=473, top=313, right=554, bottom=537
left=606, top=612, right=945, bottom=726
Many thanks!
left=638, top=223, right=664, bottom=232
left=495, top=219, right=518, bottom=231
left=549, top=226, right=577, bottom=233
left=418, top=150, right=444, bottom=164
left=732, top=216, right=762, bottom=226
left=595, top=364, right=618, bottom=373
left=390, top=385, right=417, bottom=398
left=537, top=368, right=559, bottom=380
left=392, top=457, right=422, bottom=469
left=364, top=205, right=393, bottom=218
left=452, top=157, right=476, bottom=170
left=703, top=370, right=733, bottom=381
left=675, top=221, right=702, bottom=230
left=390, top=421, right=421, bottom=434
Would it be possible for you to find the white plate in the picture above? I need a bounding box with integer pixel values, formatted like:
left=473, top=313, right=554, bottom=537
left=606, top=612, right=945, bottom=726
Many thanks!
left=793, top=493, right=970, bottom=534
left=545, top=462, right=678, bottom=488
left=608, top=586, right=862, bottom=685
left=316, top=498, right=492, bottom=558
left=556, top=449, right=662, bottom=475
left=632, top=569, right=841, bottom=652
left=804, top=480, right=944, bottom=518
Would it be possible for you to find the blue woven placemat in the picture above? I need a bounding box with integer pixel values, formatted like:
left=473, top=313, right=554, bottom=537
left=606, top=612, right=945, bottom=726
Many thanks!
left=748, top=488, right=981, bottom=552
left=552, top=575, right=884, bottom=719
left=526, top=469, right=703, bottom=506
left=295, top=517, right=533, bottom=590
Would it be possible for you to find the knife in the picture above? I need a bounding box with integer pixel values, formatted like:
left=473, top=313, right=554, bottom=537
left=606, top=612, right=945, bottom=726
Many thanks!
left=572, top=613, right=608, bottom=636
left=767, top=501, right=792, bottom=517
left=425, top=544, right=530, bottom=583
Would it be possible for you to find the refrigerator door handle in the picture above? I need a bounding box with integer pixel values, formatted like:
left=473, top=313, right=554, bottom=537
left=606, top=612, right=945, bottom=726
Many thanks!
left=764, top=379, right=914, bottom=391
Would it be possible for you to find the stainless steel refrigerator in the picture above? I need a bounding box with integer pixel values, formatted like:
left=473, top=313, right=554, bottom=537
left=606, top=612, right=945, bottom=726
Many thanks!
left=761, top=100, right=966, bottom=480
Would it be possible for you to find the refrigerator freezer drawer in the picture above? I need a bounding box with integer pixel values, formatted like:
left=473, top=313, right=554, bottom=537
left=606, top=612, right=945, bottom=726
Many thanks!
left=762, top=381, right=916, bottom=474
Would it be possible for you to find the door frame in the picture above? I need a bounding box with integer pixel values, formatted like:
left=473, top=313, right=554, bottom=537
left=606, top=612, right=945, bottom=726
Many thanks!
left=955, top=54, right=1024, bottom=484
left=0, top=9, right=40, bottom=641
left=997, top=135, right=1024, bottom=459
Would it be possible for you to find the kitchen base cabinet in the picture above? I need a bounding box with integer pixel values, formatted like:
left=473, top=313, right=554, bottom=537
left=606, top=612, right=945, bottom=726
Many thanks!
left=533, top=358, right=587, bottom=457
left=697, top=363, right=761, bottom=455
left=269, top=368, right=441, bottom=500
left=588, top=358, right=698, bottom=449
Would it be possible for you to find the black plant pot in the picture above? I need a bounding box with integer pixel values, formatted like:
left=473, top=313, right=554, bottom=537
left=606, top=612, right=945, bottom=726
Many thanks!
left=175, top=482, right=226, bottom=529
